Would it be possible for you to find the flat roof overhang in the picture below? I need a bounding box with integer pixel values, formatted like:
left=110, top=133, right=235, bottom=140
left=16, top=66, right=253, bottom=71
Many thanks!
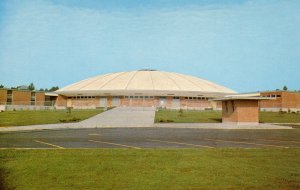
left=55, top=89, right=236, bottom=98
left=213, top=97, right=274, bottom=101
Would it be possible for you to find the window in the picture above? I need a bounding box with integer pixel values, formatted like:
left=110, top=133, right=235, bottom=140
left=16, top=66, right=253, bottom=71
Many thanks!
left=7, top=90, right=12, bottom=105
left=173, top=97, right=179, bottom=99
left=31, top=92, right=36, bottom=105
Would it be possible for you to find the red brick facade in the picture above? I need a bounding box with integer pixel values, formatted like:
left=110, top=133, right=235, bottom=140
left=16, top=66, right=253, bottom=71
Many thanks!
left=58, top=95, right=219, bottom=109
left=0, top=89, right=7, bottom=104
left=260, top=91, right=300, bottom=109
left=12, top=90, right=31, bottom=105
left=36, top=92, right=45, bottom=106
left=222, top=100, right=259, bottom=124
left=55, top=95, right=67, bottom=107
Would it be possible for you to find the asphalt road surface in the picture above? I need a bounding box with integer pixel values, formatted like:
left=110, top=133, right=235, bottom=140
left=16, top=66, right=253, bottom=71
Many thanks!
left=0, top=128, right=299, bottom=149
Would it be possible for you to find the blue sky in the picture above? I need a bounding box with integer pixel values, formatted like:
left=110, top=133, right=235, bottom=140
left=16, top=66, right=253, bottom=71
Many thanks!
left=0, top=0, right=299, bottom=92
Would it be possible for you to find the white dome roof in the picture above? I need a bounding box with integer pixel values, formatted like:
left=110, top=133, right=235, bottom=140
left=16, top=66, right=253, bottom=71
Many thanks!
left=57, top=70, right=236, bottom=96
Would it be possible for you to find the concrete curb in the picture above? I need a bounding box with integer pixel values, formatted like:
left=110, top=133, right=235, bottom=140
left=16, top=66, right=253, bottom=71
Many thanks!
left=0, top=123, right=292, bottom=132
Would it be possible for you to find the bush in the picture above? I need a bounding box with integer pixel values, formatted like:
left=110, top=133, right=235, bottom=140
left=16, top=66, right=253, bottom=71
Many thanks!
left=178, top=109, right=184, bottom=117
left=156, top=118, right=174, bottom=123
left=279, top=110, right=286, bottom=114
left=59, top=117, right=81, bottom=123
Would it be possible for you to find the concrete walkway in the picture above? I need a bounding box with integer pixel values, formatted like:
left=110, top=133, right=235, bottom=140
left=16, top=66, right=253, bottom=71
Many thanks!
left=79, top=107, right=156, bottom=127
left=0, top=107, right=293, bottom=132
left=154, top=123, right=292, bottom=129
left=0, top=107, right=156, bottom=132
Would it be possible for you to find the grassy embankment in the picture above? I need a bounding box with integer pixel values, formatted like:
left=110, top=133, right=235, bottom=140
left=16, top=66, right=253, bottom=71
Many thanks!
left=0, top=149, right=299, bottom=190
left=155, top=109, right=300, bottom=123
left=0, top=109, right=103, bottom=127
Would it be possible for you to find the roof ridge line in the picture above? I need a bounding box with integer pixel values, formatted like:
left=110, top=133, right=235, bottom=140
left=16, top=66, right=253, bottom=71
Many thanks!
left=98, top=72, right=127, bottom=90
left=149, top=70, right=155, bottom=90
left=174, top=73, right=205, bottom=91
left=124, top=71, right=139, bottom=90
left=77, top=73, right=110, bottom=90
left=161, top=71, right=182, bottom=90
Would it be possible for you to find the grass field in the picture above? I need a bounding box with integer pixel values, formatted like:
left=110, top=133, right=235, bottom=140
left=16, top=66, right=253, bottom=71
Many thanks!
left=0, top=109, right=103, bottom=127
left=0, top=149, right=299, bottom=190
left=155, top=109, right=300, bottom=123
left=155, top=110, right=222, bottom=123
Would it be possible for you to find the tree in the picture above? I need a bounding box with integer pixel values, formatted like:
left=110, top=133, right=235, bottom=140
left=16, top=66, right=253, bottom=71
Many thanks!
left=28, top=83, right=35, bottom=91
left=49, top=86, right=59, bottom=92
left=283, top=86, right=288, bottom=91
left=39, top=88, right=44, bottom=91
left=0, top=84, right=4, bottom=88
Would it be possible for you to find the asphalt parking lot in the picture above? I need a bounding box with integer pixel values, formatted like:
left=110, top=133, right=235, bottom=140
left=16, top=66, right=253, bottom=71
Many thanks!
left=0, top=128, right=299, bottom=149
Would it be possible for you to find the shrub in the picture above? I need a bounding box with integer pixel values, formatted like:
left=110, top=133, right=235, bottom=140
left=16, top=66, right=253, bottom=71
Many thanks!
left=59, top=117, right=81, bottom=123
left=178, top=109, right=184, bottom=117
left=156, top=118, right=174, bottom=123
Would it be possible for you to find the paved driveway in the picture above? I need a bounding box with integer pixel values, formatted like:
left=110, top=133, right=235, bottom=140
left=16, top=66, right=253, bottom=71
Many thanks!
left=80, top=107, right=156, bottom=127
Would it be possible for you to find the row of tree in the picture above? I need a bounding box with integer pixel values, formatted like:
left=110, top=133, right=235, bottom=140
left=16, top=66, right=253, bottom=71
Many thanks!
left=0, top=83, right=59, bottom=92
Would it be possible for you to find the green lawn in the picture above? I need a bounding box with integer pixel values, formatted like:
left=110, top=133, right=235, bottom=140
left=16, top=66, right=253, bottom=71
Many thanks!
left=0, top=149, right=299, bottom=190
left=155, top=109, right=300, bottom=123
left=155, top=110, right=222, bottom=123
left=260, top=112, right=300, bottom=123
left=0, top=109, right=103, bottom=127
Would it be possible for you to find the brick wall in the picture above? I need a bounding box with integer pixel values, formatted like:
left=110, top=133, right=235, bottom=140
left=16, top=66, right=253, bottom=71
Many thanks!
left=260, top=91, right=300, bottom=109
left=55, top=95, right=67, bottom=107
left=222, top=100, right=238, bottom=123
left=281, top=92, right=300, bottom=108
left=222, top=100, right=259, bottom=123
left=180, top=99, right=211, bottom=108
left=71, top=99, right=99, bottom=108
left=12, top=90, right=31, bottom=105
left=121, top=98, right=158, bottom=107
left=35, top=92, right=45, bottom=106
left=259, top=92, right=282, bottom=108
left=0, top=89, right=7, bottom=104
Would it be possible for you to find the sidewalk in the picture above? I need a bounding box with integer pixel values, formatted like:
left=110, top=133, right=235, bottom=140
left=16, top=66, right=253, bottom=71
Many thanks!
left=0, top=107, right=293, bottom=132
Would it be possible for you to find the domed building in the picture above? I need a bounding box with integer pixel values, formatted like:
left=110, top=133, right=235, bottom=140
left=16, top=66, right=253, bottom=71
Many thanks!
left=55, top=70, right=236, bottom=109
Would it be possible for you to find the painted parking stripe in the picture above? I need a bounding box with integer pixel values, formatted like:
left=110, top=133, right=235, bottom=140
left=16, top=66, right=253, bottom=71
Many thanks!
left=34, top=140, right=64, bottom=149
left=148, top=139, right=214, bottom=148
left=89, top=140, right=141, bottom=149
left=254, top=139, right=300, bottom=144
left=204, top=138, right=289, bottom=148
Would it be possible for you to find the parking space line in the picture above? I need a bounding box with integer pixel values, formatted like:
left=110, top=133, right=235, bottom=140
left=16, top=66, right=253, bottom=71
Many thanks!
left=254, top=139, right=300, bottom=144
left=34, top=140, right=64, bottom=149
left=147, top=139, right=214, bottom=148
left=204, top=138, right=289, bottom=148
left=89, top=140, right=141, bottom=149
left=88, top=134, right=100, bottom=136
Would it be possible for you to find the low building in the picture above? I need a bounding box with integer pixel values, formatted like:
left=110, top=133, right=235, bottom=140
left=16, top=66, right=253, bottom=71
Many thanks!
left=55, top=70, right=236, bottom=109
left=215, top=97, right=270, bottom=125
left=1, top=72, right=299, bottom=112
left=259, top=91, right=300, bottom=112
left=0, top=89, right=57, bottom=110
